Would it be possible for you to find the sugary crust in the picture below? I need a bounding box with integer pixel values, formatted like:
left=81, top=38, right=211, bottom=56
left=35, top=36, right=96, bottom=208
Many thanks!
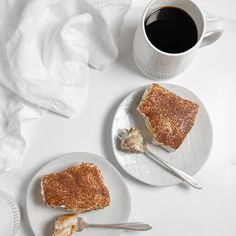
left=137, top=83, right=199, bottom=151
left=41, top=163, right=111, bottom=213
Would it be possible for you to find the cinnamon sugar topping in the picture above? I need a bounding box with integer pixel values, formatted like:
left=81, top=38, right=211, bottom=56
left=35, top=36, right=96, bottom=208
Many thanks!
left=41, top=163, right=111, bottom=214
left=137, top=83, right=199, bottom=151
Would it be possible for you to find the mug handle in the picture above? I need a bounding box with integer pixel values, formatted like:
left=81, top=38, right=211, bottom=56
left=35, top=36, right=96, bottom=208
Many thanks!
left=200, top=19, right=224, bottom=47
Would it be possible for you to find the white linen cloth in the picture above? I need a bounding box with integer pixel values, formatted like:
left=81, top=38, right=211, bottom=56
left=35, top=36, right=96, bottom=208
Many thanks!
left=0, top=0, right=131, bottom=172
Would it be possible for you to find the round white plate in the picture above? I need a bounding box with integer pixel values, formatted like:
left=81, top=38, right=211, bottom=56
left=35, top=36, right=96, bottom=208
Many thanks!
left=0, top=190, right=20, bottom=236
left=26, top=152, right=131, bottom=236
left=112, top=83, right=213, bottom=186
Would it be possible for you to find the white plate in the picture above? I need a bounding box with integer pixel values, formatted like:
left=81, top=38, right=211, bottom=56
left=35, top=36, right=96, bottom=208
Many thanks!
left=112, top=83, right=213, bottom=186
left=26, top=152, right=131, bottom=236
left=0, top=190, right=21, bottom=236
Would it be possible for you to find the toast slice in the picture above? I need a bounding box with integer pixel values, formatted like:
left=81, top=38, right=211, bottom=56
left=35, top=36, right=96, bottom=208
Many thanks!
left=137, top=83, right=199, bottom=151
left=41, top=163, right=111, bottom=213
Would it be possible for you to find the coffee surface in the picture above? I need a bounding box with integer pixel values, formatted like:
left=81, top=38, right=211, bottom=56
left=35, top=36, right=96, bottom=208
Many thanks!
left=145, top=7, right=198, bottom=53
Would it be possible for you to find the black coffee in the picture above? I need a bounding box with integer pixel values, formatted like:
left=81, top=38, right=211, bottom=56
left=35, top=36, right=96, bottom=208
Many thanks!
left=144, top=7, right=198, bottom=53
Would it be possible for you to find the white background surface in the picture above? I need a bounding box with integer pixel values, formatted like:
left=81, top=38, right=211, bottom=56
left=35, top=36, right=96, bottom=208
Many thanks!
left=0, top=0, right=236, bottom=235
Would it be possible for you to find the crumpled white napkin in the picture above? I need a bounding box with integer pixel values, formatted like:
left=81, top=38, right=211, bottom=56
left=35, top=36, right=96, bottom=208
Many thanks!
left=0, top=84, right=41, bottom=171
left=0, top=0, right=131, bottom=172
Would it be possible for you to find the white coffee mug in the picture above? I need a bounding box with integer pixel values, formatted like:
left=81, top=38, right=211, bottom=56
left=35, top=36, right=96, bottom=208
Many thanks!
left=133, top=0, right=223, bottom=80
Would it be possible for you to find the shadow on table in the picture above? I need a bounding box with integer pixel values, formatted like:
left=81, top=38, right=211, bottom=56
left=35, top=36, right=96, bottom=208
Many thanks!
left=116, top=15, right=142, bottom=77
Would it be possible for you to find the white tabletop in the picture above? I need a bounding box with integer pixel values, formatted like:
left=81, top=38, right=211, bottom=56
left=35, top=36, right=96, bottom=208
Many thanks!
left=0, top=0, right=236, bottom=235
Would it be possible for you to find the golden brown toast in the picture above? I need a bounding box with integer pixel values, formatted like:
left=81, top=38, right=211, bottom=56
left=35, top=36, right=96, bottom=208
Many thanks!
left=41, top=163, right=111, bottom=213
left=137, top=83, right=199, bottom=151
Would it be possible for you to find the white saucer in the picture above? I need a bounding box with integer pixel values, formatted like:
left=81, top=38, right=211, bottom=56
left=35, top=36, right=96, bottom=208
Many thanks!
left=112, top=83, right=213, bottom=186
left=0, top=190, right=21, bottom=236
left=26, top=152, right=131, bottom=236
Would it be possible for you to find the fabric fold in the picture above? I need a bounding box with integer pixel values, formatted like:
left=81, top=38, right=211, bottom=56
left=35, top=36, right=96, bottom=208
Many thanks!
left=0, top=0, right=132, bottom=172
left=0, top=84, right=41, bottom=171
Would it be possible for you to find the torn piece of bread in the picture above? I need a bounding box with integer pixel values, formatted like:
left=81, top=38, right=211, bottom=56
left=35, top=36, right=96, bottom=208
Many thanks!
left=137, top=83, right=199, bottom=151
left=120, top=127, right=144, bottom=153
left=41, top=163, right=111, bottom=213
left=52, top=214, right=78, bottom=236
